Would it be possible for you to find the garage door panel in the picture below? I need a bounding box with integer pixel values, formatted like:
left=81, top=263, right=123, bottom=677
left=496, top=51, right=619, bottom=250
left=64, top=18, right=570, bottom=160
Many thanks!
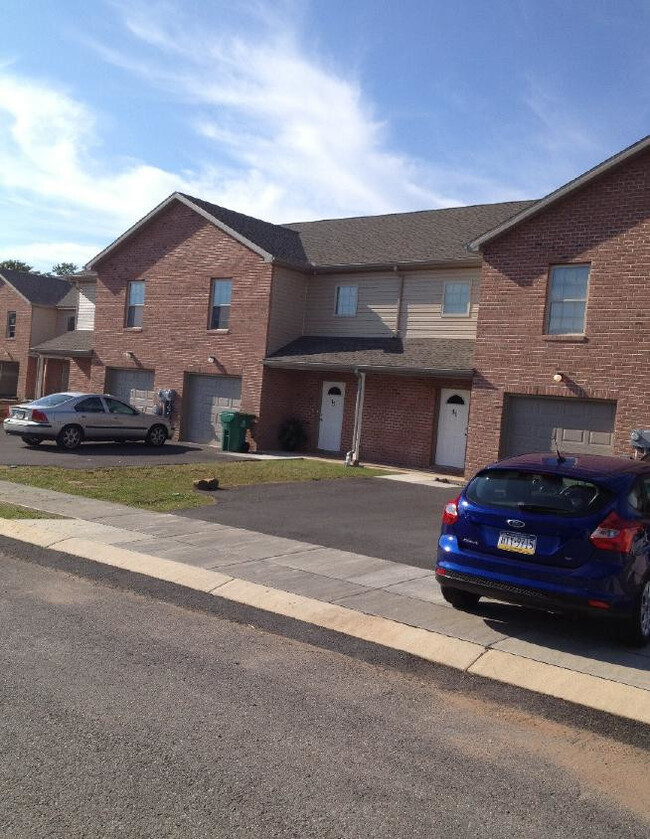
left=105, top=369, right=156, bottom=414
left=503, top=396, right=616, bottom=457
left=185, top=375, right=242, bottom=445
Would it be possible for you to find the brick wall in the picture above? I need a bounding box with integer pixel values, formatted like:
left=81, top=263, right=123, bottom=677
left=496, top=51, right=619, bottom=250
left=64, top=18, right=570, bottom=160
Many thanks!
left=68, top=357, right=93, bottom=392
left=88, top=199, right=273, bottom=439
left=0, top=282, right=32, bottom=399
left=465, top=145, right=650, bottom=476
left=259, top=367, right=470, bottom=468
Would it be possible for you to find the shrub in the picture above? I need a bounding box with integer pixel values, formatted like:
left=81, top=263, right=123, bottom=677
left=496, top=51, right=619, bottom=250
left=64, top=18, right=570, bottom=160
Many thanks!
left=278, top=417, right=307, bottom=452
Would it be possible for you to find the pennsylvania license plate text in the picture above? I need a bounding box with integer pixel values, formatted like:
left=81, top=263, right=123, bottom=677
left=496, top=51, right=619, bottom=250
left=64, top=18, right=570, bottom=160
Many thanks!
left=497, top=531, right=537, bottom=555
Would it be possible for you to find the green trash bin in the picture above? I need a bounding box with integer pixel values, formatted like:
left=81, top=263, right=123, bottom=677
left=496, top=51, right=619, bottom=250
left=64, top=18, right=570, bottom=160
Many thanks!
left=220, top=411, right=256, bottom=452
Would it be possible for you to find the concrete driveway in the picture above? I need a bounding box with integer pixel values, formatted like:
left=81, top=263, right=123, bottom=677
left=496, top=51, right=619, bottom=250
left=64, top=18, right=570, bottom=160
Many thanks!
left=180, top=477, right=456, bottom=570
left=0, top=432, right=244, bottom=468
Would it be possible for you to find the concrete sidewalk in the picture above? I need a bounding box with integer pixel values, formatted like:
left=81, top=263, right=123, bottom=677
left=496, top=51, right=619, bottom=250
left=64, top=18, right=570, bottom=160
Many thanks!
left=1, top=479, right=649, bottom=725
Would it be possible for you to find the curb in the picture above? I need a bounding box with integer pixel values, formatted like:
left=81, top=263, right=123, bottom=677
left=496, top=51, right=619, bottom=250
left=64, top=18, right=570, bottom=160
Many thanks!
left=1, top=519, right=649, bottom=726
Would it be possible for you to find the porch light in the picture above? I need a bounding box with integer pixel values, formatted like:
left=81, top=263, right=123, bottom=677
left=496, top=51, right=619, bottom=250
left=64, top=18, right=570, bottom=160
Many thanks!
left=208, top=355, right=217, bottom=364
left=553, top=372, right=563, bottom=383
left=123, top=351, right=134, bottom=360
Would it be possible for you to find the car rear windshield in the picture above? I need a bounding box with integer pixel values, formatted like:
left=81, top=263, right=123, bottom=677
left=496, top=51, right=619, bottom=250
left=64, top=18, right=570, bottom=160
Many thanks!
left=465, top=469, right=614, bottom=517
left=29, top=393, right=75, bottom=408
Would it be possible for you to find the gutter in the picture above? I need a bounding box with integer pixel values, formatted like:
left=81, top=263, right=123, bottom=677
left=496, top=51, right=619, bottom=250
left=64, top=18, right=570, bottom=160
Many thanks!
left=263, top=359, right=474, bottom=379
left=269, top=257, right=482, bottom=274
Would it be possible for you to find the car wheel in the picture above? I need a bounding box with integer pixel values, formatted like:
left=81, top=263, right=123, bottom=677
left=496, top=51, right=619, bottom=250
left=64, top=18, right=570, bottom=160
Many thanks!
left=440, top=585, right=481, bottom=611
left=56, top=425, right=83, bottom=450
left=618, top=577, right=650, bottom=648
left=145, top=424, right=168, bottom=447
left=21, top=436, right=43, bottom=446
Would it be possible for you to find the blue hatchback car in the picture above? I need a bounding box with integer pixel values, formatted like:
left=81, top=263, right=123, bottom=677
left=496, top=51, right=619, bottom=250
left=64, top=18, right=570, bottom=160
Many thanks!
left=436, top=453, right=650, bottom=646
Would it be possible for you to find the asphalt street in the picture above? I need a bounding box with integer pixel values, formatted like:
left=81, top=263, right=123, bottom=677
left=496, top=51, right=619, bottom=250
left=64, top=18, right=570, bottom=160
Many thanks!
left=2, top=550, right=648, bottom=838
left=180, top=477, right=454, bottom=568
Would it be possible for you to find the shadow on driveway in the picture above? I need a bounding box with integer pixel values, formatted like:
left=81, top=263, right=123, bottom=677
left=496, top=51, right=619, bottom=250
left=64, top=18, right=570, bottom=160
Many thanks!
left=0, top=434, right=246, bottom=469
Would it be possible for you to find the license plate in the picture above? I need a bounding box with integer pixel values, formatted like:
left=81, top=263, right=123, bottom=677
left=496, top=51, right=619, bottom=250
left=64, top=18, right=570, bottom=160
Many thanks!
left=497, top=531, right=537, bottom=555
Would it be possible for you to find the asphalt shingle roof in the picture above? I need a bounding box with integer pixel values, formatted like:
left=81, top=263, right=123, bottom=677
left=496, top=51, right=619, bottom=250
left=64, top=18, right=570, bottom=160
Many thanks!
left=0, top=269, right=74, bottom=306
left=181, top=194, right=309, bottom=266
left=31, top=330, right=93, bottom=356
left=56, top=285, right=78, bottom=308
left=266, top=336, right=475, bottom=375
left=182, top=194, right=535, bottom=268
left=284, top=201, right=535, bottom=267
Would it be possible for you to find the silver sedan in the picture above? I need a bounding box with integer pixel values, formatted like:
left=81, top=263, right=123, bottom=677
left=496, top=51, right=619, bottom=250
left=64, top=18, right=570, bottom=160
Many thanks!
left=3, top=392, right=171, bottom=449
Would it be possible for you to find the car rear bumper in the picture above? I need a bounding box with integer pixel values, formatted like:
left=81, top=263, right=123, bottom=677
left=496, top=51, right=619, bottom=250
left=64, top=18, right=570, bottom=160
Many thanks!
left=3, top=419, right=53, bottom=438
left=436, top=535, right=636, bottom=617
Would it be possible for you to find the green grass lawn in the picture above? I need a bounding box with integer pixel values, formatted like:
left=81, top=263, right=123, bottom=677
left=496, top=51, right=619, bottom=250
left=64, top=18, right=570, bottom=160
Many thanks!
left=0, top=502, right=62, bottom=519
left=0, top=459, right=386, bottom=513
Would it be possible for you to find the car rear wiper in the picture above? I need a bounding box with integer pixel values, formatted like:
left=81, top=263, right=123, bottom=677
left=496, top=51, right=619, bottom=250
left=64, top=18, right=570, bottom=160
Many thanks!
left=516, top=502, right=567, bottom=514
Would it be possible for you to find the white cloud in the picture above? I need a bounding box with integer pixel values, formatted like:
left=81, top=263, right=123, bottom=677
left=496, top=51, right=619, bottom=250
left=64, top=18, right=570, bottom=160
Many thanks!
left=91, top=1, right=467, bottom=221
left=0, top=1, right=544, bottom=270
left=0, top=240, right=99, bottom=270
left=0, top=73, right=183, bottom=229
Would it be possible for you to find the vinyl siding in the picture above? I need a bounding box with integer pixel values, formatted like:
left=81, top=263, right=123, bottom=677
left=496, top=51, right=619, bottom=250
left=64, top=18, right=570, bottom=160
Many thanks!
left=56, top=308, right=75, bottom=334
left=400, top=267, right=480, bottom=339
left=304, top=272, right=400, bottom=337
left=29, top=306, right=58, bottom=345
left=267, top=266, right=308, bottom=353
left=77, top=282, right=96, bottom=330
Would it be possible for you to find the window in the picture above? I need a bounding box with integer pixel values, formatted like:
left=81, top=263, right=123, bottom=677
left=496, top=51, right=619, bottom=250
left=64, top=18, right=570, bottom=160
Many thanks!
left=466, top=469, right=612, bottom=517
left=442, top=282, right=471, bottom=316
left=67, top=315, right=75, bottom=332
left=6, top=311, right=16, bottom=338
left=546, top=265, right=589, bottom=335
left=210, top=279, right=232, bottom=329
left=31, top=393, right=75, bottom=408
left=74, top=396, right=105, bottom=413
left=335, top=285, right=357, bottom=316
left=126, top=281, right=145, bottom=328
left=104, top=397, right=138, bottom=415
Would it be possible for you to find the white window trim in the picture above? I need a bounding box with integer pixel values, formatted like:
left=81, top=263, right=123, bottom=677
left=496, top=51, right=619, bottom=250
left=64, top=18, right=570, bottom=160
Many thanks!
left=209, top=278, right=233, bottom=331
left=334, top=284, right=358, bottom=318
left=545, top=264, right=590, bottom=336
left=125, top=280, right=145, bottom=328
left=441, top=280, right=472, bottom=318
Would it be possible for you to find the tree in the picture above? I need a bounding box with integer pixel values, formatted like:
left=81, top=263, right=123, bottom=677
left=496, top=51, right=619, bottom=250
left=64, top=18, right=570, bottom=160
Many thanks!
left=0, top=259, right=34, bottom=273
left=51, top=262, right=79, bottom=276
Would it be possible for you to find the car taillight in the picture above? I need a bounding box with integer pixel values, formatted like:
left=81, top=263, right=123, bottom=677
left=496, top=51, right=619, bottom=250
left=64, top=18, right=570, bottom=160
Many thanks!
left=590, top=511, right=641, bottom=553
left=31, top=409, right=48, bottom=423
left=441, top=495, right=460, bottom=526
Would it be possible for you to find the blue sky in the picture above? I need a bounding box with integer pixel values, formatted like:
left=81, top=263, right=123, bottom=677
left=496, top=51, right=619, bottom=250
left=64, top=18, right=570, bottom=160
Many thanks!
left=1, top=0, right=648, bottom=271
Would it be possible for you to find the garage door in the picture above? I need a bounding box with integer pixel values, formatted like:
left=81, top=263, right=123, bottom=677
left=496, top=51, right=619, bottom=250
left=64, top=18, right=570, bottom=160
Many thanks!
left=184, top=374, right=242, bottom=444
left=502, top=396, right=616, bottom=458
left=105, top=369, right=156, bottom=413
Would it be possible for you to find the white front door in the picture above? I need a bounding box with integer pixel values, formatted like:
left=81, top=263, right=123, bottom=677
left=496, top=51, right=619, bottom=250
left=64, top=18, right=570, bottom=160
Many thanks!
left=318, top=381, right=346, bottom=451
left=435, top=388, right=470, bottom=468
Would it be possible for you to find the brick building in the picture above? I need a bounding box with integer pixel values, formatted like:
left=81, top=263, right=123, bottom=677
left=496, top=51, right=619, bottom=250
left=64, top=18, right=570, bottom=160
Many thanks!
left=75, top=193, right=532, bottom=468
left=465, top=135, right=650, bottom=475
left=0, top=268, right=81, bottom=405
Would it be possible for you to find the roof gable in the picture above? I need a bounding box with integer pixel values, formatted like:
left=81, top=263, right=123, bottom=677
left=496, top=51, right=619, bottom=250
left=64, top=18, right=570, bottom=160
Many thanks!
left=86, top=192, right=307, bottom=269
left=86, top=192, right=537, bottom=272
left=468, top=134, right=650, bottom=251
left=0, top=269, right=73, bottom=306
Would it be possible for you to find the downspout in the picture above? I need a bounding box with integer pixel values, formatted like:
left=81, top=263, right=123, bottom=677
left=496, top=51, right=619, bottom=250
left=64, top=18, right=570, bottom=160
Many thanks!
left=346, top=368, right=366, bottom=466
left=394, top=265, right=404, bottom=337
left=35, top=356, right=44, bottom=399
